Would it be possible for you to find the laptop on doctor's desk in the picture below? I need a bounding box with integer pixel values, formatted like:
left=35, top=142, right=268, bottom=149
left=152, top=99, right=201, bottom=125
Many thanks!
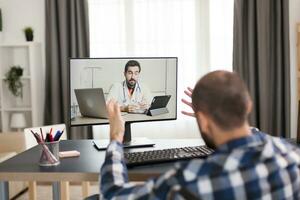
left=75, top=88, right=108, bottom=119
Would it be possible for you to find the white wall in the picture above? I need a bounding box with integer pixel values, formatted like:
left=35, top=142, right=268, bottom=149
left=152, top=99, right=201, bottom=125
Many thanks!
left=1, top=0, right=298, bottom=138
left=289, top=0, right=300, bottom=139
left=70, top=58, right=168, bottom=94
left=0, top=0, right=46, bottom=125
left=0, top=0, right=45, bottom=44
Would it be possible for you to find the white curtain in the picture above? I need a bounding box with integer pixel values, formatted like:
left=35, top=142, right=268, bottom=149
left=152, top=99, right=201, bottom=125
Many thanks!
left=209, top=0, right=234, bottom=71
left=89, top=0, right=233, bottom=139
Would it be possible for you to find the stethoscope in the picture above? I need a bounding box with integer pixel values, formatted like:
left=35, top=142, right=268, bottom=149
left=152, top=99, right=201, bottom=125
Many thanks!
left=122, top=81, right=142, bottom=103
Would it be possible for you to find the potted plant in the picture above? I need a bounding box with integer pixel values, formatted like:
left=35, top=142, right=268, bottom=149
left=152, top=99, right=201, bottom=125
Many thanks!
left=4, top=66, right=24, bottom=98
left=23, top=27, right=33, bottom=41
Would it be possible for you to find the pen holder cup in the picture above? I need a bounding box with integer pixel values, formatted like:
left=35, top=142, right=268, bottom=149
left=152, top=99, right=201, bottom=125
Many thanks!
left=39, top=141, right=60, bottom=166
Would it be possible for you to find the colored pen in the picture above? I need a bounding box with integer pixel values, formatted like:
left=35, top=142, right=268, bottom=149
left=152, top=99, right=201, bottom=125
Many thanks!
left=45, top=133, right=50, bottom=142
left=31, top=131, right=43, bottom=143
left=30, top=130, right=39, bottom=143
left=40, top=128, right=44, bottom=142
left=53, top=130, right=61, bottom=141
left=49, top=133, right=54, bottom=142
left=49, top=128, right=53, bottom=142
left=55, top=129, right=65, bottom=141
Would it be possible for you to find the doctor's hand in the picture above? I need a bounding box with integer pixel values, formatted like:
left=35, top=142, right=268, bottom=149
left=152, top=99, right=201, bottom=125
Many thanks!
left=138, top=102, right=149, bottom=110
left=120, top=105, right=139, bottom=113
left=107, top=100, right=125, bottom=143
left=127, top=103, right=148, bottom=113
left=181, top=87, right=195, bottom=117
left=128, top=104, right=139, bottom=113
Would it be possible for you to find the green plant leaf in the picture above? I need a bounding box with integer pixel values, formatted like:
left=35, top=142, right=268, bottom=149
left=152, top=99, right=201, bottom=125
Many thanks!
left=4, top=66, right=24, bottom=97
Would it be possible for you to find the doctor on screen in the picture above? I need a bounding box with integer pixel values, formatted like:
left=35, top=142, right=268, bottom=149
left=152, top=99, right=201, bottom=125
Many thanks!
left=106, top=60, right=152, bottom=113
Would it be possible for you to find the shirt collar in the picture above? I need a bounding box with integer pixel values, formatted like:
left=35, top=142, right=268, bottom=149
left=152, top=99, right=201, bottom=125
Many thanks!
left=123, top=80, right=140, bottom=91
left=216, top=131, right=267, bottom=153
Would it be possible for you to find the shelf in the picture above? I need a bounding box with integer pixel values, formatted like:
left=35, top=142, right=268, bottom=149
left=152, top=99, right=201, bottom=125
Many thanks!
left=0, top=42, right=41, bottom=47
left=0, top=43, right=43, bottom=132
left=1, top=76, right=31, bottom=80
left=3, top=107, right=32, bottom=112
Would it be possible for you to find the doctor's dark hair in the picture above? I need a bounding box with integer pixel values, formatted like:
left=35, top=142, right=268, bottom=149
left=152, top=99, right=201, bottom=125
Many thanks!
left=124, top=60, right=141, bottom=73
left=192, top=70, right=252, bottom=131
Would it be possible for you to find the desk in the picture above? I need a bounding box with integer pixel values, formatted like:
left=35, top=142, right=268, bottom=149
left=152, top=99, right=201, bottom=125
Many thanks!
left=0, top=139, right=204, bottom=200
left=71, top=111, right=176, bottom=126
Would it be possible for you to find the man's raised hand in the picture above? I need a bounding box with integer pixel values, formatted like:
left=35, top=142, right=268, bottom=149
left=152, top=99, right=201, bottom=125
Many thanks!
left=181, top=87, right=195, bottom=117
left=107, top=100, right=125, bottom=143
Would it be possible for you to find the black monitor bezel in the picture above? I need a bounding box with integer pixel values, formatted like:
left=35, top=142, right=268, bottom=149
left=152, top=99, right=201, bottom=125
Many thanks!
left=68, top=57, right=178, bottom=127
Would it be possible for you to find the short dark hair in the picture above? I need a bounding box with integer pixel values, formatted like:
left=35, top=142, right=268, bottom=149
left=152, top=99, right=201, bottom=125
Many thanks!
left=192, top=70, right=251, bottom=131
left=124, top=60, right=141, bottom=73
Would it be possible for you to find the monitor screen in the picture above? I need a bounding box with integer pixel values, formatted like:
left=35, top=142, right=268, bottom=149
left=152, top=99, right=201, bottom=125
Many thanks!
left=69, top=57, right=177, bottom=127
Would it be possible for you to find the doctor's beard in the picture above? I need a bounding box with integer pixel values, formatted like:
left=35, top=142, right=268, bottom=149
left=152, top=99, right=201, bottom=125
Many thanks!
left=126, top=79, right=136, bottom=89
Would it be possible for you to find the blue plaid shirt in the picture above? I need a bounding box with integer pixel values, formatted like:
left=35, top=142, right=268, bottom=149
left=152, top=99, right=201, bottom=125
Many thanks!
left=100, top=130, right=300, bottom=199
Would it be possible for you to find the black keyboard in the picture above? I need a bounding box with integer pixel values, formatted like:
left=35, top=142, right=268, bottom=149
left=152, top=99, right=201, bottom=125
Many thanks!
left=124, top=146, right=214, bottom=167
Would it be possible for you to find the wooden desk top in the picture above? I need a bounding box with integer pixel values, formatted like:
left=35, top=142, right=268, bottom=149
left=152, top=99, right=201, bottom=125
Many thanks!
left=71, top=111, right=176, bottom=126
left=0, top=139, right=204, bottom=182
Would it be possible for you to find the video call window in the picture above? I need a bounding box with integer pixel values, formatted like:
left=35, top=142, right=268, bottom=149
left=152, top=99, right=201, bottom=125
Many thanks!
left=70, top=57, right=177, bottom=126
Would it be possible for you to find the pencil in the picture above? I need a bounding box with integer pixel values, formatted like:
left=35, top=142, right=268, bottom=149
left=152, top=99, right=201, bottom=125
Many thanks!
left=40, top=128, right=44, bottom=142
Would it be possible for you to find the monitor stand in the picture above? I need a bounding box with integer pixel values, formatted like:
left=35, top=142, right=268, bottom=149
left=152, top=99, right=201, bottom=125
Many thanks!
left=93, top=122, right=155, bottom=150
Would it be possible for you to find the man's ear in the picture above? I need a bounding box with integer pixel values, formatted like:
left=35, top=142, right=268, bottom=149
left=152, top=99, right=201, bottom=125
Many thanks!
left=195, top=112, right=209, bottom=133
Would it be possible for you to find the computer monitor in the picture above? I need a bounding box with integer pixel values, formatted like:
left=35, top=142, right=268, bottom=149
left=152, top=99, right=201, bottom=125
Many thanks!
left=69, top=57, right=177, bottom=148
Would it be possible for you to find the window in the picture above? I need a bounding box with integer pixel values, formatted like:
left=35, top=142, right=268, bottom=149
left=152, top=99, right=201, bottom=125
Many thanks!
left=89, top=0, right=234, bottom=138
left=209, top=0, right=234, bottom=71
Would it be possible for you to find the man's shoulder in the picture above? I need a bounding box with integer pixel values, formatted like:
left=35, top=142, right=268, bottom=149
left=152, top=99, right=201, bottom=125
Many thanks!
left=246, top=129, right=299, bottom=154
left=238, top=132, right=300, bottom=169
left=137, top=83, right=151, bottom=94
left=135, top=81, right=148, bottom=88
left=267, top=135, right=300, bottom=157
left=193, top=132, right=300, bottom=173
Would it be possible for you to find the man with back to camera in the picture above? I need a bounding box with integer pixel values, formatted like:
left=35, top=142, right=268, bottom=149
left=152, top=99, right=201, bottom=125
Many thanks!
left=100, top=70, right=300, bottom=199
left=106, top=60, right=152, bottom=113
